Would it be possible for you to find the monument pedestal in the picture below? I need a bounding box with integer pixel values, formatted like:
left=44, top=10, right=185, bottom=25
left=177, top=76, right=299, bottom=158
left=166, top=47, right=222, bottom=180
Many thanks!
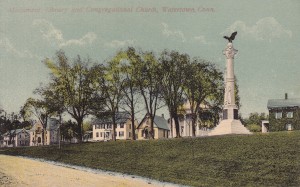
left=209, top=42, right=251, bottom=136
left=209, top=119, right=251, bottom=136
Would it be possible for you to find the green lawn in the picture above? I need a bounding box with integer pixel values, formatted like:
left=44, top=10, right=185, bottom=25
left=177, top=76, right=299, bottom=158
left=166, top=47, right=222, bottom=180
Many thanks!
left=1, top=131, right=300, bottom=186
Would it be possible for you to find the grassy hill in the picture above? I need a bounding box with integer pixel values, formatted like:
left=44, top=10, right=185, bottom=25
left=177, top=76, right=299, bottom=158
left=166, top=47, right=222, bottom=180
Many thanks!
left=1, top=131, right=300, bottom=186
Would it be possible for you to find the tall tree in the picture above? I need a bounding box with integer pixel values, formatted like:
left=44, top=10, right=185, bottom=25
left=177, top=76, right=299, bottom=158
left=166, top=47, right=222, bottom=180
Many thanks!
left=114, top=47, right=142, bottom=140
left=96, top=57, right=125, bottom=141
left=44, top=50, right=103, bottom=142
left=184, top=59, right=224, bottom=136
left=159, top=50, right=189, bottom=138
left=136, top=51, right=162, bottom=139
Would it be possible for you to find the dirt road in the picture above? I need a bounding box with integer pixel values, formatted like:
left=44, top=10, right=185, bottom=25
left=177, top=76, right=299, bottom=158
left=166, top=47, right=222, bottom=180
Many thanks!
left=0, top=155, right=177, bottom=187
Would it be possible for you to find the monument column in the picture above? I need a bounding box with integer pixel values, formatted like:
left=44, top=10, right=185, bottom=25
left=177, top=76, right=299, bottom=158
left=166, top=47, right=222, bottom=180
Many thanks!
left=223, top=42, right=238, bottom=120
left=209, top=38, right=251, bottom=136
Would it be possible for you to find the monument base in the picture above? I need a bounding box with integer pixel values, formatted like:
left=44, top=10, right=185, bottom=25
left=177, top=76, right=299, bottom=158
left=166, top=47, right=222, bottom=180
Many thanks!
left=209, top=119, right=252, bottom=136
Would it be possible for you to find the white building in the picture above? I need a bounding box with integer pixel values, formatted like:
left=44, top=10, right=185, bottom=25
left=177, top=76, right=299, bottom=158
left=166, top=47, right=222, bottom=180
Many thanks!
left=92, top=112, right=137, bottom=141
left=30, top=118, right=59, bottom=146
left=168, top=101, right=212, bottom=137
left=1, top=128, right=30, bottom=147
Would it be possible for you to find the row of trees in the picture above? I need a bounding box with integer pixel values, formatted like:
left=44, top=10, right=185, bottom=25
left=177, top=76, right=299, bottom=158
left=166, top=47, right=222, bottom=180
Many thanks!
left=2, top=47, right=233, bottom=143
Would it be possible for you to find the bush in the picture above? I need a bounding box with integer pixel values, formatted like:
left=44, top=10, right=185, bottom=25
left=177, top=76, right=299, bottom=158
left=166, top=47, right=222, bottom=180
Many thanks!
left=247, top=124, right=261, bottom=132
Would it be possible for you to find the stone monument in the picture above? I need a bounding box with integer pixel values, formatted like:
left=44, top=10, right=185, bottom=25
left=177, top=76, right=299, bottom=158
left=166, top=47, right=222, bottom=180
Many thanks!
left=209, top=32, right=252, bottom=136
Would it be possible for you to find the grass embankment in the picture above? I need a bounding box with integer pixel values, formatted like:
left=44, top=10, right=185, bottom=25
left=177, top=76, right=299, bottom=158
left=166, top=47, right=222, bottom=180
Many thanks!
left=1, top=131, right=300, bottom=186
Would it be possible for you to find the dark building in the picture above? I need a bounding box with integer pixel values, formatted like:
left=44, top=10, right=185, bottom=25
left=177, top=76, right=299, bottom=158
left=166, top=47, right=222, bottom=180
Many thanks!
left=267, top=94, right=300, bottom=131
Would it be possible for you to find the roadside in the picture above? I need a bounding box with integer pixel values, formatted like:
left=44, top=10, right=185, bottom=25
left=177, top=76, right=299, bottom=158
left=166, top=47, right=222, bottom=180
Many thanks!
left=0, top=155, right=178, bottom=187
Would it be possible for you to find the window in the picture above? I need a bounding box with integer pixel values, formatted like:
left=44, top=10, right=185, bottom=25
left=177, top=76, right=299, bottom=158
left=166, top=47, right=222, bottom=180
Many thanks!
left=96, top=132, right=99, bottom=137
left=119, top=131, right=124, bottom=137
left=129, top=124, right=131, bottom=129
left=287, top=112, right=293, bottom=118
left=129, top=132, right=131, bottom=137
left=275, top=112, right=282, bottom=119
left=19, top=134, right=21, bottom=138
left=286, top=124, right=293, bottom=131
left=38, top=137, right=41, bottom=143
left=100, top=132, right=103, bottom=137
left=120, top=124, right=124, bottom=128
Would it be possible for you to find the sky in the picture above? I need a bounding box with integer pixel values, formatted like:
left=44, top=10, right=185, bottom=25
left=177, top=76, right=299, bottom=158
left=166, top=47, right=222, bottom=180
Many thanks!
left=0, top=0, right=300, bottom=119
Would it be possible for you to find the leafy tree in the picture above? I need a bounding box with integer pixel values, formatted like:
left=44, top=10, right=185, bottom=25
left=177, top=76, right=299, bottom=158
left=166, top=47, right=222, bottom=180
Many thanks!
left=113, top=47, right=143, bottom=140
left=159, top=50, right=189, bottom=138
left=43, top=50, right=103, bottom=142
left=184, top=59, right=223, bottom=136
left=60, top=120, right=77, bottom=142
left=96, top=57, right=126, bottom=141
left=234, top=76, right=241, bottom=110
left=136, top=51, right=162, bottom=139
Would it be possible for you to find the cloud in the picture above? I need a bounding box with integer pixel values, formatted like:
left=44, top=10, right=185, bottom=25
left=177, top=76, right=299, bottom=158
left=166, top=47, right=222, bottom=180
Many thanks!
left=194, top=35, right=208, bottom=44
left=105, top=40, right=135, bottom=48
left=223, top=17, right=292, bottom=41
left=33, top=19, right=97, bottom=47
left=161, top=22, right=186, bottom=42
left=60, top=32, right=97, bottom=47
left=0, top=37, right=39, bottom=59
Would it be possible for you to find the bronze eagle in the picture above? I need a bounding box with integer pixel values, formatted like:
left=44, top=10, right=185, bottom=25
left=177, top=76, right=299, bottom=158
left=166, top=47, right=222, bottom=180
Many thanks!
left=223, top=31, right=237, bottom=43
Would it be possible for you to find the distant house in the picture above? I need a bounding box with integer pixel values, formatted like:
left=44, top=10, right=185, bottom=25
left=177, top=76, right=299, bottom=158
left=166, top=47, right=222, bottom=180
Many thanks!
left=136, top=114, right=170, bottom=140
left=92, top=112, right=138, bottom=141
left=1, top=128, right=30, bottom=147
left=30, top=118, right=59, bottom=146
left=168, top=101, right=211, bottom=137
left=267, top=94, right=300, bottom=131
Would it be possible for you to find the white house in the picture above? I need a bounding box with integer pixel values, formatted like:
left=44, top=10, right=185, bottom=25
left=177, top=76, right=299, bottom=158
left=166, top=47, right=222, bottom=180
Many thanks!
left=168, top=101, right=212, bottom=137
left=92, top=112, right=137, bottom=141
left=1, top=128, right=30, bottom=147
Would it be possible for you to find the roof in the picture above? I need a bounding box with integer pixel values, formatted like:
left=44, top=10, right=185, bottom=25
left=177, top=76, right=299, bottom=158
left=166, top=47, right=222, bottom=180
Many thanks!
left=92, top=112, right=131, bottom=125
left=153, top=116, right=170, bottom=130
left=267, top=98, right=300, bottom=109
left=46, top=118, right=59, bottom=131
left=3, top=128, right=29, bottom=136
left=138, top=114, right=170, bottom=131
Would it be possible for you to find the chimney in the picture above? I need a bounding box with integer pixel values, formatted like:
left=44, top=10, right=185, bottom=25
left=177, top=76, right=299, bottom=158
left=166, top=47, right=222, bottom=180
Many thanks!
left=162, top=114, right=164, bottom=118
left=285, top=93, right=288, bottom=100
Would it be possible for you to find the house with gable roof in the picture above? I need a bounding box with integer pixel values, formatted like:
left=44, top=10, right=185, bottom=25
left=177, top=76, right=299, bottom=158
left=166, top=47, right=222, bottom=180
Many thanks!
left=1, top=128, right=30, bottom=147
left=92, top=112, right=138, bottom=141
left=268, top=93, right=300, bottom=131
left=136, top=114, right=170, bottom=140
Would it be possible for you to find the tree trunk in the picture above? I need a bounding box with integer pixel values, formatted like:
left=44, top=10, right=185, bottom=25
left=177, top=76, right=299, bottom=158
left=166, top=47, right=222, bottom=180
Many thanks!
left=130, top=102, right=136, bottom=140
left=191, top=113, right=196, bottom=137
left=76, top=118, right=83, bottom=143
left=112, top=113, right=117, bottom=141
left=169, top=111, right=173, bottom=138
left=150, top=115, right=155, bottom=139
left=173, top=112, right=181, bottom=138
